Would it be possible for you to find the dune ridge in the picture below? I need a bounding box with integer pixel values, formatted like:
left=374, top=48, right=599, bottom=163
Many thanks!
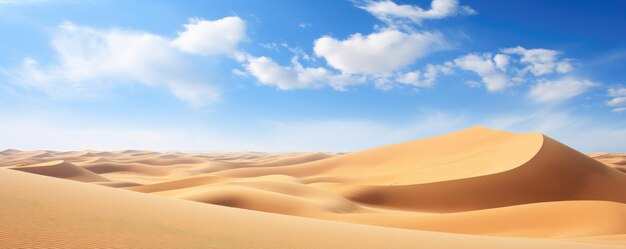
left=8, top=160, right=109, bottom=182
left=338, top=135, right=626, bottom=212
left=1, top=126, right=625, bottom=247
left=1, top=168, right=621, bottom=249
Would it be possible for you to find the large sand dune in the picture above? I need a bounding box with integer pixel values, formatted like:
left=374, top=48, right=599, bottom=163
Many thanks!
left=1, top=126, right=625, bottom=247
left=1, top=169, right=623, bottom=249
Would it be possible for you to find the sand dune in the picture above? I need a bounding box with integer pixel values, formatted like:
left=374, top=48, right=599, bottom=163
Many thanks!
left=1, top=169, right=619, bottom=249
left=214, top=127, right=544, bottom=184
left=334, top=200, right=626, bottom=238
left=590, top=153, right=626, bottom=173
left=1, top=126, right=625, bottom=247
left=8, top=160, right=109, bottom=182
left=337, top=136, right=626, bottom=212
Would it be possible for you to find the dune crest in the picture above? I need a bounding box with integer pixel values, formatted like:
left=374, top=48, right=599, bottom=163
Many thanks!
left=216, top=126, right=546, bottom=185
left=9, top=160, right=109, bottom=182
left=1, top=126, right=625, bottom=247
left=340, top=134, right=626, bottom=212
left=1, top=169, right=619, bottom=249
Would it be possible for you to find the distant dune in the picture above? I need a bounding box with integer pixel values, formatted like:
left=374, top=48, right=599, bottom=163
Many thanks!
left=9, top=160, right=109, bottom=182
left=1, top=126, right=625, bottom=248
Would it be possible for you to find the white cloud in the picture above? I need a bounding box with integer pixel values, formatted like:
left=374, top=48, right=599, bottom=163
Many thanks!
left=613, top=107, right=626, bottom=113
left=396, top=64, right=442, bottom=87
left=608, top=97, right=626, bottom=106
left=444, top=47, right=592, bottom=98
left=231, top=68, right=248, bottom=78
left=241, top=0, right=467, bottom=91
left=607, top=86, right=626, bottom=112
left=260, top=42, right=278, bottom=50
left=171, top=16, right=246, bottom=56
left=502, top=46, right=572, bottom=76
left=280, top=43, right=315, bottom=62
left=527, top=77, right=597, bottom=103
left=314, top=29, right=445, bottom=75
left=608, top=86, right=626, bottom=97
left=7, top=18, right=249, bottom=106
left=244, top=56, right=363, bottom=90
left=493, top=53, right=509, bottom=71
left=454, top=53, right=510, bottom=92
left=396, top=71, right=423, bottom=86
left=360, top=0, right=476, bottom=25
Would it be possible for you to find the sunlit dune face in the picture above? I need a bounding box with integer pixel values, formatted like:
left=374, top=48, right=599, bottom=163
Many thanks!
left=1, top=127, right=626, bottom=248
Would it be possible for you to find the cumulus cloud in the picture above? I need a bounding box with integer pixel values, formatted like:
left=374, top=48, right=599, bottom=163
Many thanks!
left=446, top=46, right=586, bottom=95
left=314, top=29, right=445, bottom=75
left=502, top=46, right=572, bottom=76
left=396, top=64, right=449, bottom=87
left=528, top=77, right=597, bottom=103
left=242, top=0, right=472, bottom=92
left=454, top=53, right=510, bottom=92
left=244, top=56, right=364, bottom=90
left=492, top=54, right=509, bottom=71
left=360, top=0, right=476, bottom=25
left=607, top=86, right=626, bottom=112
left=449, top=46, right=596, bottom=104
left=171, top=16, right=246, bottom=56
left=8, top=17, right=246, bottom=106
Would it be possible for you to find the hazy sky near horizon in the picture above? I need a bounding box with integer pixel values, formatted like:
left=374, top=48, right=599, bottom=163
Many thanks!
left=1, top=0, right=626, bottom=152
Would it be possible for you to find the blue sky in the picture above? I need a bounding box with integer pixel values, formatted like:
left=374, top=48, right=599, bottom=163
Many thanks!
left=1, top=0, right=626, bottom=152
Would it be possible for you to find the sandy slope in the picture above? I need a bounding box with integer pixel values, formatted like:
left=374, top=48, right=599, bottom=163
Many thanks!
left=1, top=126, right=626, bottom=247
left=8, top=160, right=109, bottom=182
left=1, top=169, right=620, bottom=249
left=590, top=153, right=626, bottom=173
left=214, top=126, right=546, bottom=185
left=335, top=135, right=626, bottom=212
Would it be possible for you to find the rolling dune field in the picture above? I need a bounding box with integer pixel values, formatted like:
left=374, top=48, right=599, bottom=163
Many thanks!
left=1, top=126, right=625, bottom=248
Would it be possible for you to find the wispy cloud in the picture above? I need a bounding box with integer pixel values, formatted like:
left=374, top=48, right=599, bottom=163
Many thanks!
left=244, top=55, right=364, bottom=90
left=358, top=0, right=476, bottom=26
left=4, top=17, right=247, bottom=106
left=244, top=0, right=463, bottom=91
left=607, top=86, right=626, bottom=112
left=528, top=77, right=598, bottom=103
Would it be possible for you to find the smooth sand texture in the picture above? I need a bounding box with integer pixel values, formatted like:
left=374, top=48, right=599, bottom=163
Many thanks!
left=590, top=153, right=626, bottom=173
left=1, top=126, right=625, bottom=248
left=1, top=169, right=622, bottom=249
left=8, top=160, right=109, bottom=182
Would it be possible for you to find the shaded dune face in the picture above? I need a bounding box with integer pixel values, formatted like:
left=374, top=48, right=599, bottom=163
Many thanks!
left=341, top=136, right=626, bottom=212
left=1, top=126, right=626, bottom=246
left=3, top=169, right=619, bottom=249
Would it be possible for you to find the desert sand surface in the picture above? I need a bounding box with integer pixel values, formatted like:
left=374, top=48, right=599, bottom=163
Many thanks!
left=1, top=126, right=625, bottom=248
